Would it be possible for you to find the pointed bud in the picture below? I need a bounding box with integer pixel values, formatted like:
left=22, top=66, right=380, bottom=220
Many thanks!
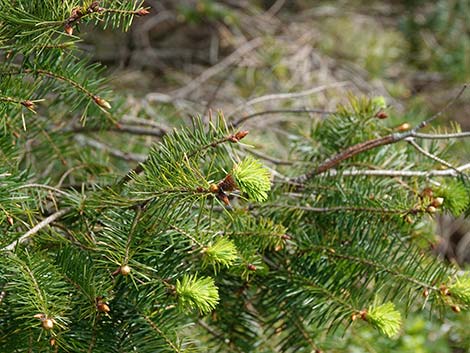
left=423, top=289, right=429, bottom=298
left=234, top=130, right=249, bottom=141
left=375, top=110, right=388, bottom=119
left=426, top=206, right=437, bottom=213
left=93, top=95, right=112, bottom=110
left=7, top=215, right=14, bottom=226
left=136, top=8, right=150, bottom=16
left=247, top=264, right=257, bottom=271
left=21, top=100, right=36, bottom=111
left=451, top=304, right=461, bottom=313
left=64, top=24, right=73, bottom=35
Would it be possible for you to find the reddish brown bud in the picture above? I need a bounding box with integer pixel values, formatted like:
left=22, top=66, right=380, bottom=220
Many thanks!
left=97, top=302, right=110, bottom=313
left=421, top=187, right=434, bottom=198
left=247, top=264, right=257, bottom=271
left=422, top=289, right=429, bottom=298
left=7, top=215, right=14, bottom=226
left=375, top=110, right=388, bottom=119
left=451, top=304, right=461, bottom=313
left=218, top=174, right=237, bottom=192
left=217, top=192, right=230, bottom=206
left=136, top=8, right=150, bottom=16
left=21, top=100, right=35, bottom=110
left=49, top=338, right=56, bottom=346
left=93, top=95, right=111, bottom=110
left=64, top=24, right=73, bottom=35
left=234, top=130, right=249, bottom=141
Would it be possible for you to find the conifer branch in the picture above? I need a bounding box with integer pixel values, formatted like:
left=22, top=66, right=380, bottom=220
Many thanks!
left=3, top=207, right=72, bottom=252
left=142, top=313, right=183, bottom=353
left=291, top=84, right=468, bottom=184
left=300, top=245, right=439, bottom=291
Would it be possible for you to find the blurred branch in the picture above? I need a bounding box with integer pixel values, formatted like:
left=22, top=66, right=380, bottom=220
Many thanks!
left=172, top=38, right=263, bottom=98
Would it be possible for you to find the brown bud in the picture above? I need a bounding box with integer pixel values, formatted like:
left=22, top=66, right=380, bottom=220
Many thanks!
left=21, top=100, right=35, bottom=110
left=351, top=313, right=358, bottom=321
left=93, top=95, right=111, bottom=110
left=49, top=337, right=56, bottom=346
left=218, top=174, right=237, bottom=192
left=88, top=1, right=100, bottom=12
left=217, top=192, right=230, bottom=206
left=422, top=289, right=429, bottom=298
left=359, top=309, right=368, bottom=320
left=397, top=123, right=411, bottom=132
left=426, top=206, right=437, bottom=213
left=431, top=197, right=444, bottom=207
left=440, top=284, right=450, bottom=296
left=421, top=187, right=433, bottom=198
left=451, top=304, right=461, bottom=313
left=281, top=234, right=291, bottom=240
left=64, top=24, right=74, bottom=35
left=97, top=302, right=110, bottom=313
left=375, top=110, right=388, bottom=119
left=404, top=215, right=413, bottom=224
left=274, top=244, right=283, bottom=252
left=247, top=264, right=256, bottom=271
left=42, top=318, right=54, bottom=330
left=234, top=130, right=249, bottom=141
left=136, top=8, right=150, bottom=16
left=209, top=184, right=219, bottom=193
left=120, top=265, right=131, bottom=276
left=7, top=215, right=14, bottom=226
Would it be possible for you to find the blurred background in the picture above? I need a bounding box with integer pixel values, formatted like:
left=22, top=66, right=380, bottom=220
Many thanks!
left=85, top=1, right=470, bottom=351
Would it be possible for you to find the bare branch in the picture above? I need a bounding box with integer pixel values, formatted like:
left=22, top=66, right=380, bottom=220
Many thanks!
left=3, top=207, right=72, bottom=252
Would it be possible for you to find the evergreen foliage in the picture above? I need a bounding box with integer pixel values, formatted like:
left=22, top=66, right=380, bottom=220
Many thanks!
left=1, top=1, right=470, bottom=352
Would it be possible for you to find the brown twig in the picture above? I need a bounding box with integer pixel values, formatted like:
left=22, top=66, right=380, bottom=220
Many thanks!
left=291, top=84, right=469, bottom=184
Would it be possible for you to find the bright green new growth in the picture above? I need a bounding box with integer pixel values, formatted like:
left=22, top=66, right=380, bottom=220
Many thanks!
left=371, top=95, right=387, bottom=109
left=202, top=237, right=238, bottom=272
left=449, top=275, right=470, bottom=307
left=232, top=156, right=271, bottom=202
left=366, top=302, right=402, bottom=337
left=175, top=274, right=220, bottom=314
left=436, top=179, right=470, bottom=216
